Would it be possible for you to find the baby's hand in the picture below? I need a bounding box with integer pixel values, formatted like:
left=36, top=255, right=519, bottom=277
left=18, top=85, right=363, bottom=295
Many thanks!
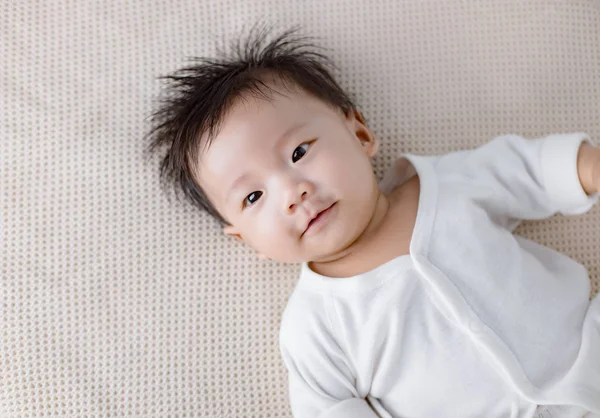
left=577, top=142, right=600, bottom=195
left=592, top=155, right=600, bottom=195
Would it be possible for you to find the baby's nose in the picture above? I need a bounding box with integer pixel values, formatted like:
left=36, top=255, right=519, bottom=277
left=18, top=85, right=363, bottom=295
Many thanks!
left=288, top=190, right=308, bottom=211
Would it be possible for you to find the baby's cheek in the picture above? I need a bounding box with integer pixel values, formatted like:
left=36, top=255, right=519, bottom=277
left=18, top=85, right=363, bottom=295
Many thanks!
left=268, top=226, right=306, bottom=262
left=251, top=220, right=289, bottom=252
left=320, top=156, right=353, bottom=186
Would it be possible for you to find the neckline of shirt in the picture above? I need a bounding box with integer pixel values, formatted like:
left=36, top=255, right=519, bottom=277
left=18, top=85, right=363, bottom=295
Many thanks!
left=297, top=153, right=437, bottom=294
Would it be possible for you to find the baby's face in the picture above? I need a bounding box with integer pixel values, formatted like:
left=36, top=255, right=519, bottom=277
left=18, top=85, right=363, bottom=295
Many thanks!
left=195, top=85, right=380, bottom=264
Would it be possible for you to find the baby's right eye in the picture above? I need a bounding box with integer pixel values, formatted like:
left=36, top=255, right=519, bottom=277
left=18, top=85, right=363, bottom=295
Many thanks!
left=242, top=191, right=262, bottom=208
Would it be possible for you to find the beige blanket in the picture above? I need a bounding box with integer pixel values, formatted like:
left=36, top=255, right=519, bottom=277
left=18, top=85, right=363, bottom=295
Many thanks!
left=1, top=0, right=599, bottom=416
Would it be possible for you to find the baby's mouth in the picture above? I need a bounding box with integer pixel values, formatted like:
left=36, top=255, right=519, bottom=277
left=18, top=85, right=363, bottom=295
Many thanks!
left=302, top=202, right=337, bottom=237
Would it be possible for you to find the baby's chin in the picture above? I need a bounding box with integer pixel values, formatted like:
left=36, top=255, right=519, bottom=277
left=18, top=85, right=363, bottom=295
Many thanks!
left=303, top=228, right=363, bottom=265
left=261, top=235, right=349, bottom=264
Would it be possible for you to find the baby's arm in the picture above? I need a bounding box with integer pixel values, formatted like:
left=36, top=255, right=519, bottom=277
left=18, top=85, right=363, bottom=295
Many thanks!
left=380, top=135, right=600, bottom=198
left=280, top=337, right=383, bottom=418
left=424, top=133, right=600, bottom=231
left=279, top=307, right=387, bottom=418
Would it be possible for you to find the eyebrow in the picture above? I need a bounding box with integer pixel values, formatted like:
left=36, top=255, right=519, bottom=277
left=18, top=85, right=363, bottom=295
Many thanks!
left=225, top=121, right=307, bottom=205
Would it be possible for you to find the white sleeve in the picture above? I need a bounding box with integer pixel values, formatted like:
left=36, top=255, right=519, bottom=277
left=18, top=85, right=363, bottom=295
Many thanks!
left=431, top=132, right=600, bottom=230
left=279, top=323, right=382, bottom=418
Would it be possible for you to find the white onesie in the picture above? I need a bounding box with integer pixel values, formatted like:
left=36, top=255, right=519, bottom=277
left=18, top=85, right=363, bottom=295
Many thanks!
left=279, top=133, right=600, bottom=418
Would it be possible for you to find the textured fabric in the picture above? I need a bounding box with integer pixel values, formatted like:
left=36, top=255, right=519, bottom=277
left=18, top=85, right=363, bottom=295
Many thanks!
left=2, top=1, right=600, bottom=417
left=280, top=134, right=600, bottom=417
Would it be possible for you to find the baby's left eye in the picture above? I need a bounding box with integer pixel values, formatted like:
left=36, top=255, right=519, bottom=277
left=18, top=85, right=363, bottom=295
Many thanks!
left=292, top=142, right=312, bottom=163
left=242, top=191, right=262, bottom=208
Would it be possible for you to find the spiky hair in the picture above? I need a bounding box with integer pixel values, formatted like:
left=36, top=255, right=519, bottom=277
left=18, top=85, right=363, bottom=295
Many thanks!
left=144, top=22, right=358, bottom=225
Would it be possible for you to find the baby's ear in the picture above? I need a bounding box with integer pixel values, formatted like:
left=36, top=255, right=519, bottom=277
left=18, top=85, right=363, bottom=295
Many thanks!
left=223, top=224, right=243, bottom=241
left=223, top=225, right=270, bottom=260
left=345, top=108, right=378, bottom=157
left=344, top=108, right=367, bottom=126
left=370, top=138, right=380, bottom=156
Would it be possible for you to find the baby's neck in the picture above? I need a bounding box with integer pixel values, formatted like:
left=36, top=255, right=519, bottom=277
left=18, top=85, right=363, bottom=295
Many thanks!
left=308, top=174, right=419, bottom=279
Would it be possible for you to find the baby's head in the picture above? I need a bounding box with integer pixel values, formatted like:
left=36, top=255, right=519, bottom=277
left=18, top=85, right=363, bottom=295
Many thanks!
left=146, top=24, right=384, bottom=266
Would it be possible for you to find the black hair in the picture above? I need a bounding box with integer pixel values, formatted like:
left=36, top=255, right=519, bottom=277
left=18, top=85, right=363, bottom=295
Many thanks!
left=144, top=21, right=359, bottom=225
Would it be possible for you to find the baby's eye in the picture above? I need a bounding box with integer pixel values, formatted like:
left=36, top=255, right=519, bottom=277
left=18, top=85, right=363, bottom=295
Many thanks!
left=292, top=142, right=311, bottom=163
left=242, top=141, right=314, bottom=209
left=243, top=191, right=262, bottom=208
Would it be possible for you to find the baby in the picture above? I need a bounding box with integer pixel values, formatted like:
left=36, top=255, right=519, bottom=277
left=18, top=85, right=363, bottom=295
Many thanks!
left=145, top=24, right=600, bottom=418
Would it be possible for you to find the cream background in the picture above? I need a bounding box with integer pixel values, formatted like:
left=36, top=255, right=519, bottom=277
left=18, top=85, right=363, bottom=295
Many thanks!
left=1, top=0, right=599, bottom=416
